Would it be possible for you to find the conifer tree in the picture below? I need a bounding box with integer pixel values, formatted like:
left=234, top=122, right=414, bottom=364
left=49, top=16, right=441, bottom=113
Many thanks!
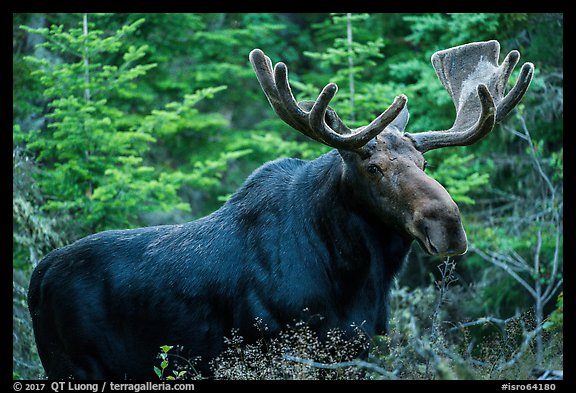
left=15, top=15, right=228, bottom=236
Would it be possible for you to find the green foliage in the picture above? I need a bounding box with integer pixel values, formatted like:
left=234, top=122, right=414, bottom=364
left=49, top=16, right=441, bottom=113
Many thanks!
left=427, top=153, right=489, bottom=205
left=543, top=292, right=563, bottom=332
left=140, top=86, right=228, bottom=137
left=303, top=13, right=392, bottom=125
left=15, top=15, right=232, bottom=235
left=154, top=345, right=188, bottom=380
left=404, top=13, right=503, bottom=47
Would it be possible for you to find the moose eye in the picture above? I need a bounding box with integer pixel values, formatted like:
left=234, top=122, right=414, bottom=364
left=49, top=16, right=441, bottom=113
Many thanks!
left=423, top=160, right=428, bottom=171
left=367, top=164, right=380, bottom=175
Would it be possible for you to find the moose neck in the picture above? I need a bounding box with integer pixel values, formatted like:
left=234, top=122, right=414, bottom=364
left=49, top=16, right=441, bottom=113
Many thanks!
left=298, top=150, right=412, bottom=278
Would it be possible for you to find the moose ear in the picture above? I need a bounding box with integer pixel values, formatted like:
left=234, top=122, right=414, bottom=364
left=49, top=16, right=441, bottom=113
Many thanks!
left=388, top=104, right=409, bottom=132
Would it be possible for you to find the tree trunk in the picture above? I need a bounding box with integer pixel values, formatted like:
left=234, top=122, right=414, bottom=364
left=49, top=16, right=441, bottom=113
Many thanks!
left=346, top=13, right=355, bottom=122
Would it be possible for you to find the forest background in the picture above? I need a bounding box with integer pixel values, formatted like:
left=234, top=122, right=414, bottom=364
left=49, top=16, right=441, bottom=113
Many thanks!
left=13, top=13, right=563, bottom=380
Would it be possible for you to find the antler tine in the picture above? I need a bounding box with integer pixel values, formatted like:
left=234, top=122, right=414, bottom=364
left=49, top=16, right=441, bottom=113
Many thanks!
left=407, top=40, right=534, bottom=153
left=273, top=60, right=345, bottom=143
left=314, top=94, right=408, bottom=149
left=308, top=83, right=342, bottom=143
left=249, top=49, right=307, bottom=134
left=250, top=48, right=407, bottom=150
left=497, top=62, right=534, bottom=122
left=308, top=85, right=407, bottom=149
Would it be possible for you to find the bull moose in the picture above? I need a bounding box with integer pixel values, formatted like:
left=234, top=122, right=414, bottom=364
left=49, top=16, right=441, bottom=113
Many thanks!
left=28, top=40, right=533, bottom=379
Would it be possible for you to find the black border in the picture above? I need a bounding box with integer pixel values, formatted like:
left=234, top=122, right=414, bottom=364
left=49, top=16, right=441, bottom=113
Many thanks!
left=9, top=6, right=571, bottom=391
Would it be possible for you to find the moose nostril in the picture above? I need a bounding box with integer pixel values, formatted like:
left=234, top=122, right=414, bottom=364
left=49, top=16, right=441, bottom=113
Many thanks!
left=425, top=229, right=439, bottom=254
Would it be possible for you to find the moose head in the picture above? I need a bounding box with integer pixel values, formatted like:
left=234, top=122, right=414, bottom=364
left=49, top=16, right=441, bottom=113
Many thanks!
left=249, top=40, right=534, bottom=257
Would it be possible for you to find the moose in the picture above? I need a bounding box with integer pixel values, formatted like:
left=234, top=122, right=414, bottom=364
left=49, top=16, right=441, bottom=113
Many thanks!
left=28, top=40, right=533, bottom=379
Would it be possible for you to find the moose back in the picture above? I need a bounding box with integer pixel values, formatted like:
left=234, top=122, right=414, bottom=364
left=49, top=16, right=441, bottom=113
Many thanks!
left=28, top=40, right=533, bottom=379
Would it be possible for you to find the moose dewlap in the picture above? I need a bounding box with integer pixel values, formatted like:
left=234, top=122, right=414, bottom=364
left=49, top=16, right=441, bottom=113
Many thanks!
left=28, top=40, right=533, bottom=379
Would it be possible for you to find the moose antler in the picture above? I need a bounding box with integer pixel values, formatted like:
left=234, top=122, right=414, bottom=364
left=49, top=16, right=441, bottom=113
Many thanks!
left=407, top=40, right=534, bottom=152
left=249, top=49, right=407, bottom=150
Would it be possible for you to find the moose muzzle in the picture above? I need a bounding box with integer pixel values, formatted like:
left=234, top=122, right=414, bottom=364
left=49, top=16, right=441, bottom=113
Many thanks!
left=404, top=173, right=468, bottom=257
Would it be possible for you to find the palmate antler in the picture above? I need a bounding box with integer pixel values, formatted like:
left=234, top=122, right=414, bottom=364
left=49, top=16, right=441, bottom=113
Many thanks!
left=249, top=49, right=407, bottom=150
left=250, top=41, right=533, bottom=153
left=406, top=40, right=534, bottom=152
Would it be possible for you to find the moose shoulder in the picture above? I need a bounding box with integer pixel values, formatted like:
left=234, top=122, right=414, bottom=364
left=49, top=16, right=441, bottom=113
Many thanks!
left=28, top=40, right=534, bottom=380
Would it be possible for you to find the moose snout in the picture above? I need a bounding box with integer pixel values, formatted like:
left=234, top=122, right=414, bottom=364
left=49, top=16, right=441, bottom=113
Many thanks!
left=421, top=212, right=468, bottom=257
left=407, top=197, right=468, bottom=257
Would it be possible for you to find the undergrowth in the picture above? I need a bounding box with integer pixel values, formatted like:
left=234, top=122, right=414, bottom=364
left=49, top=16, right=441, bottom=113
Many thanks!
left=155, top=265, right=562, bottom=380
left=13, top=265, right=563, bottom=380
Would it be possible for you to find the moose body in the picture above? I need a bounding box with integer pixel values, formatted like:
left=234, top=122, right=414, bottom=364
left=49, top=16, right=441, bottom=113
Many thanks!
left=29, top=40, right=533, bottom=379
left=29, top=151, right=409, bottom=379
